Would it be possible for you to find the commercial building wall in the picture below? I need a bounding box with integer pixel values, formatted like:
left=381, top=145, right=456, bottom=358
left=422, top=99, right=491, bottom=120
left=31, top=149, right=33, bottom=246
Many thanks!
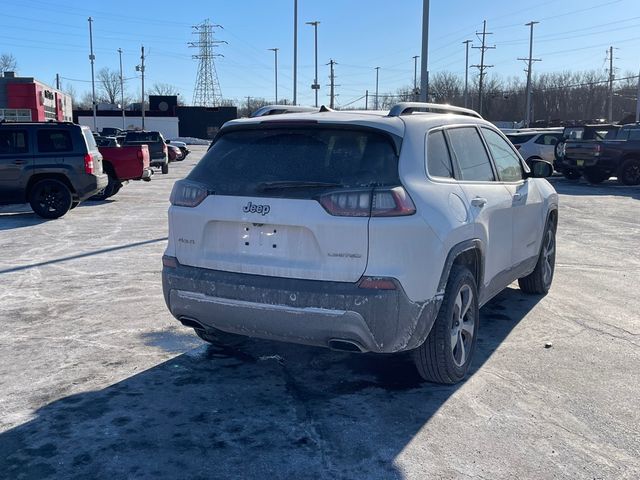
left=76, top=115, right=179, bottom=139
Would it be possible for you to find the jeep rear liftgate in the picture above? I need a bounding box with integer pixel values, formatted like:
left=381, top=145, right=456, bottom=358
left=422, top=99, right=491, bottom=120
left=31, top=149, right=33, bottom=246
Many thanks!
left=170, top=195, right=370, bottom=282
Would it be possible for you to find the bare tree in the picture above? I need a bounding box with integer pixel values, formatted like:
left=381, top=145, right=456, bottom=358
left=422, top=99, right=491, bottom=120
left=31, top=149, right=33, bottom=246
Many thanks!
left=0, top=53, right=17, bottom=73
left=97, top=67, right=123, bottom=104
left=149, top=82, right=180, bottom=96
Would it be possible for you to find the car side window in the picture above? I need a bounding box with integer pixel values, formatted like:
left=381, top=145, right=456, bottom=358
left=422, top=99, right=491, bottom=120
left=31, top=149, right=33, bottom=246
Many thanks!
left=535, top=134, right=559, bottom=145
left=426, top=130, right=454, bottom=178
left=0, top=130, right=28, bottom=155
left=37, top=130, right=73, bottom=153
left=481, top=128, right=523, bottom=182
left=446, top=127, right=495, bottom=182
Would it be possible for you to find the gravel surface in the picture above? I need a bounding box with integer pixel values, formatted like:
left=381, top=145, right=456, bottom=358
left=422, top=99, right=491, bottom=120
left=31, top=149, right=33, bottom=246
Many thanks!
left=0, top=148, right=638, bottom=479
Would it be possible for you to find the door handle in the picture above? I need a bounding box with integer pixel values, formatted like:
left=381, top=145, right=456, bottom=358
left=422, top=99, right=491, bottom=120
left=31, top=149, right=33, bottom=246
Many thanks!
left=471, top=197, right=487, bottom=207
left=513, top=193, right=523, bottom=200
left=13, top=160, right=27, bottom=165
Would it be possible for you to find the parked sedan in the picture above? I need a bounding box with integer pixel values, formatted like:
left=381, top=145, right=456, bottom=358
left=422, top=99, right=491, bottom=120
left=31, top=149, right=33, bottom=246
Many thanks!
left=166, top=140, right=190, bottom=160
left=167, top=144, right=183, bottom=162
left=506, top=131, right=563, bottom=166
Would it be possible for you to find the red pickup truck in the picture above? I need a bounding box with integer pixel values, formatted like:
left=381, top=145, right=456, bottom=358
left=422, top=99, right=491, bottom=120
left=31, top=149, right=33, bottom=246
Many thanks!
left=94, top=141, right=153, bottom=199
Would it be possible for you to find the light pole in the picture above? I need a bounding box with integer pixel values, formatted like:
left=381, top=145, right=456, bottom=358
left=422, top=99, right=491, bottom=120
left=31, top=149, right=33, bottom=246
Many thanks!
left=374, top=66, right=380, bottom=110
left=306, top=21, right=320, bottom=107
left=420, top=0, right=430, bottom=102
left=88, top=17, right=97, bottom=132
left=463, top=40, right=472, bottom=108
left=118, top=48, right=125, bottom=130
left=135, top=46, right=145, bottom=129
left=268, top=48, right=279, bottom=104
left=293, top=0, right=298, bottom=105
left=412, top=55, right=419, bottom=101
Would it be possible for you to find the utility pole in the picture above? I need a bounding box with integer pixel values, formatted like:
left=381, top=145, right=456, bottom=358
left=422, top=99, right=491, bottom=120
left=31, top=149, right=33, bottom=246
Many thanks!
left=306, top=21, right=320, bottom=107
left=635, top=67, right=640, bottom=123
left=140, top=46, right=145, bottom=129
left=420, top=0, right=430, bottom=102
left=118, top=48, right=125, bottom=130
left=608, top=46, right=615, bottom=122
left=471, top=20, right=495, bottom=117
left=293, top=0, right=298, bottom=105
left=412, top=55, right=420, bottom=101
left=246, top=96, right=251, bottom=114
left=88, top=17, right=97, bottom=132
left=365, top=90, right=368, bottom=110
left=268, top=48, right=279, bottom=104
left=518, top=21, right=540, bottom=127
left=328, top=59, right=336, bottom=109
left=374, top=66, right=380, bottom=110
left=463, top=40, right=472, bottom=108
left=55, top=73, right=60, bottom=90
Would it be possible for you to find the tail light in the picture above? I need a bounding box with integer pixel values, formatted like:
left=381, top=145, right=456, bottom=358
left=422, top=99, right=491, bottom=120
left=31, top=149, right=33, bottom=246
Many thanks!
left=170, top=180, right=208, bottom=207
left=594, top=144, right=602, bottom=156
left=84, top=153, right=94, bottom=174
left=137, top=149, right=143, bottom=161
left=318, top=186, right=416, bottom=217
left=163, top=142, right=168, bottom=154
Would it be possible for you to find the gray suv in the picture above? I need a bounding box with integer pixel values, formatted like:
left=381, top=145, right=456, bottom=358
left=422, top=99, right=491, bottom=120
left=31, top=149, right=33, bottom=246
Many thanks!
left=0, top=122, right=107, bottom=218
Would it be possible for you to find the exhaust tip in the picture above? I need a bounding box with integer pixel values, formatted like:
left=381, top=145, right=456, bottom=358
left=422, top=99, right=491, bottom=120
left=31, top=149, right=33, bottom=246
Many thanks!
left=178, top=316, right=205, bottom=330
left=328, top=338, right=366, bottom=353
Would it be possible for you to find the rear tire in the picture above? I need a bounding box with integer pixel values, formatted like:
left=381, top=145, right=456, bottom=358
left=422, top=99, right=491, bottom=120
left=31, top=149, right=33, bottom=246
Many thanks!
left=618, top=158, right=640, bottom=186
left=413, top=266, right=479, bottom=384
left=518, top=220, right=556, bottom=294
left=161, top=162, right=169, bottom=174
left=194, top=327, right=246, bottom=347
left=29, top=179, right=73, bottom=219
left=583, top=168, right=609, bottom=184
left=562, top=168, right=581, bottom=180
left=92, top=173, right=119, bottom=200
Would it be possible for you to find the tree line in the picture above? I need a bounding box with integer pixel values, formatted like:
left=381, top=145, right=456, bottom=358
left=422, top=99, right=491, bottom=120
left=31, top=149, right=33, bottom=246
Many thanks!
left=383, top=70, right=639, bottom=124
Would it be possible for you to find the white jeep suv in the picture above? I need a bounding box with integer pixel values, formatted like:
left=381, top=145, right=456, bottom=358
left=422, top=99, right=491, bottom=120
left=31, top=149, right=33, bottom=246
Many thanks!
left=162, top=103, right=558, bottom=384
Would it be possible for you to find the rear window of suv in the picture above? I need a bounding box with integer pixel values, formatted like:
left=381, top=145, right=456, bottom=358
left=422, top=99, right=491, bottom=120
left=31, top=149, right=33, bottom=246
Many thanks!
left=188, top=127, right=400, bottom=197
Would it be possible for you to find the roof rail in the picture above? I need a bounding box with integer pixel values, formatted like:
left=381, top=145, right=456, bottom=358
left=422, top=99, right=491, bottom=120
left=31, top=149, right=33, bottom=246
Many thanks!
left=250, top=105, right=320, bottom=118
left=388, top=102, right=482, bottom=119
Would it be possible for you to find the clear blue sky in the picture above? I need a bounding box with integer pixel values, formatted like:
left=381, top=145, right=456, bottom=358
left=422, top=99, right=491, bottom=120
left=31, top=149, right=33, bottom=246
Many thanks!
left=2, top=0, right=640, bottom=108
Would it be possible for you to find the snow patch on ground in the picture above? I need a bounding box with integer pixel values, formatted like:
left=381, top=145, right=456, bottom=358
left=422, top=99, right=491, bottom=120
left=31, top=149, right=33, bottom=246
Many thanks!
left=171, top=137, right=210, bottom=145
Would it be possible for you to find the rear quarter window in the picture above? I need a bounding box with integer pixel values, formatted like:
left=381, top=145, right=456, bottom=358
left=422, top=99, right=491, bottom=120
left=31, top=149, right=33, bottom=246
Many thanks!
left=426, top=130, right=454, bottom=178
left=37, top=129, right=73, bottom=153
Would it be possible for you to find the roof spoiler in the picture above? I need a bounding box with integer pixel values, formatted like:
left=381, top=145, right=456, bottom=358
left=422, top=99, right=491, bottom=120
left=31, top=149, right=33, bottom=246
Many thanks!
left=387, top=102, right=482, bottom=119
left=250, top=105, right=320, bottom=118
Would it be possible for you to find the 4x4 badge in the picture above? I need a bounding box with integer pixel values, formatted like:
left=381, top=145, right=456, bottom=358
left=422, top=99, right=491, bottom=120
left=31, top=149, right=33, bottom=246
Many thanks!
left=243, top=201, right=271, bottom=216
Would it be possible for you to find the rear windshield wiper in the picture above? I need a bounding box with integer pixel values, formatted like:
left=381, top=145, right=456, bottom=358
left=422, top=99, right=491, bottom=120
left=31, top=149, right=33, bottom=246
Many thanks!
left=257, top=181, right=342, bottom=191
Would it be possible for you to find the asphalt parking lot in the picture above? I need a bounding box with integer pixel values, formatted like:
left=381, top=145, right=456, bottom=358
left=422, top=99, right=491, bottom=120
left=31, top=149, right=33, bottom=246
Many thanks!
left=0, top=146, right=639, bottom=479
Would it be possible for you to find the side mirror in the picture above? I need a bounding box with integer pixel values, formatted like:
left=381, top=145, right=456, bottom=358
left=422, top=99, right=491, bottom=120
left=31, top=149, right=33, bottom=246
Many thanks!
left=528, top=159, right=554, bottom=178
left=165, top=139, right=171, bottom=144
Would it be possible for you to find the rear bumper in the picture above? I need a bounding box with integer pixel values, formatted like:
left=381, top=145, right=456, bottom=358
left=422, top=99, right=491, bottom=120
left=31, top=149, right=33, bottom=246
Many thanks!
left=563, top=156, right=617, bottom=171
left=150, top=154, right=168, bottom=167
left=76, top=173, right=109, bottom=200
left=162, top=261, right=441, bottom=354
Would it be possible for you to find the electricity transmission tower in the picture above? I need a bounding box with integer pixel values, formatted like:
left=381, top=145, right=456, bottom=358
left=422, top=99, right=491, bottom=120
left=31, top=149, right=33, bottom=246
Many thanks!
left=189, top=19, right=225, bottom=106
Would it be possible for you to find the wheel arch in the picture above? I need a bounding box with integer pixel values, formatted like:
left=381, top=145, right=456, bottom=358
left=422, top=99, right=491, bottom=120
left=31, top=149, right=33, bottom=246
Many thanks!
left=26, top=174, right=76, bottom=199
left=437, top=239, right=484, bottom=297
